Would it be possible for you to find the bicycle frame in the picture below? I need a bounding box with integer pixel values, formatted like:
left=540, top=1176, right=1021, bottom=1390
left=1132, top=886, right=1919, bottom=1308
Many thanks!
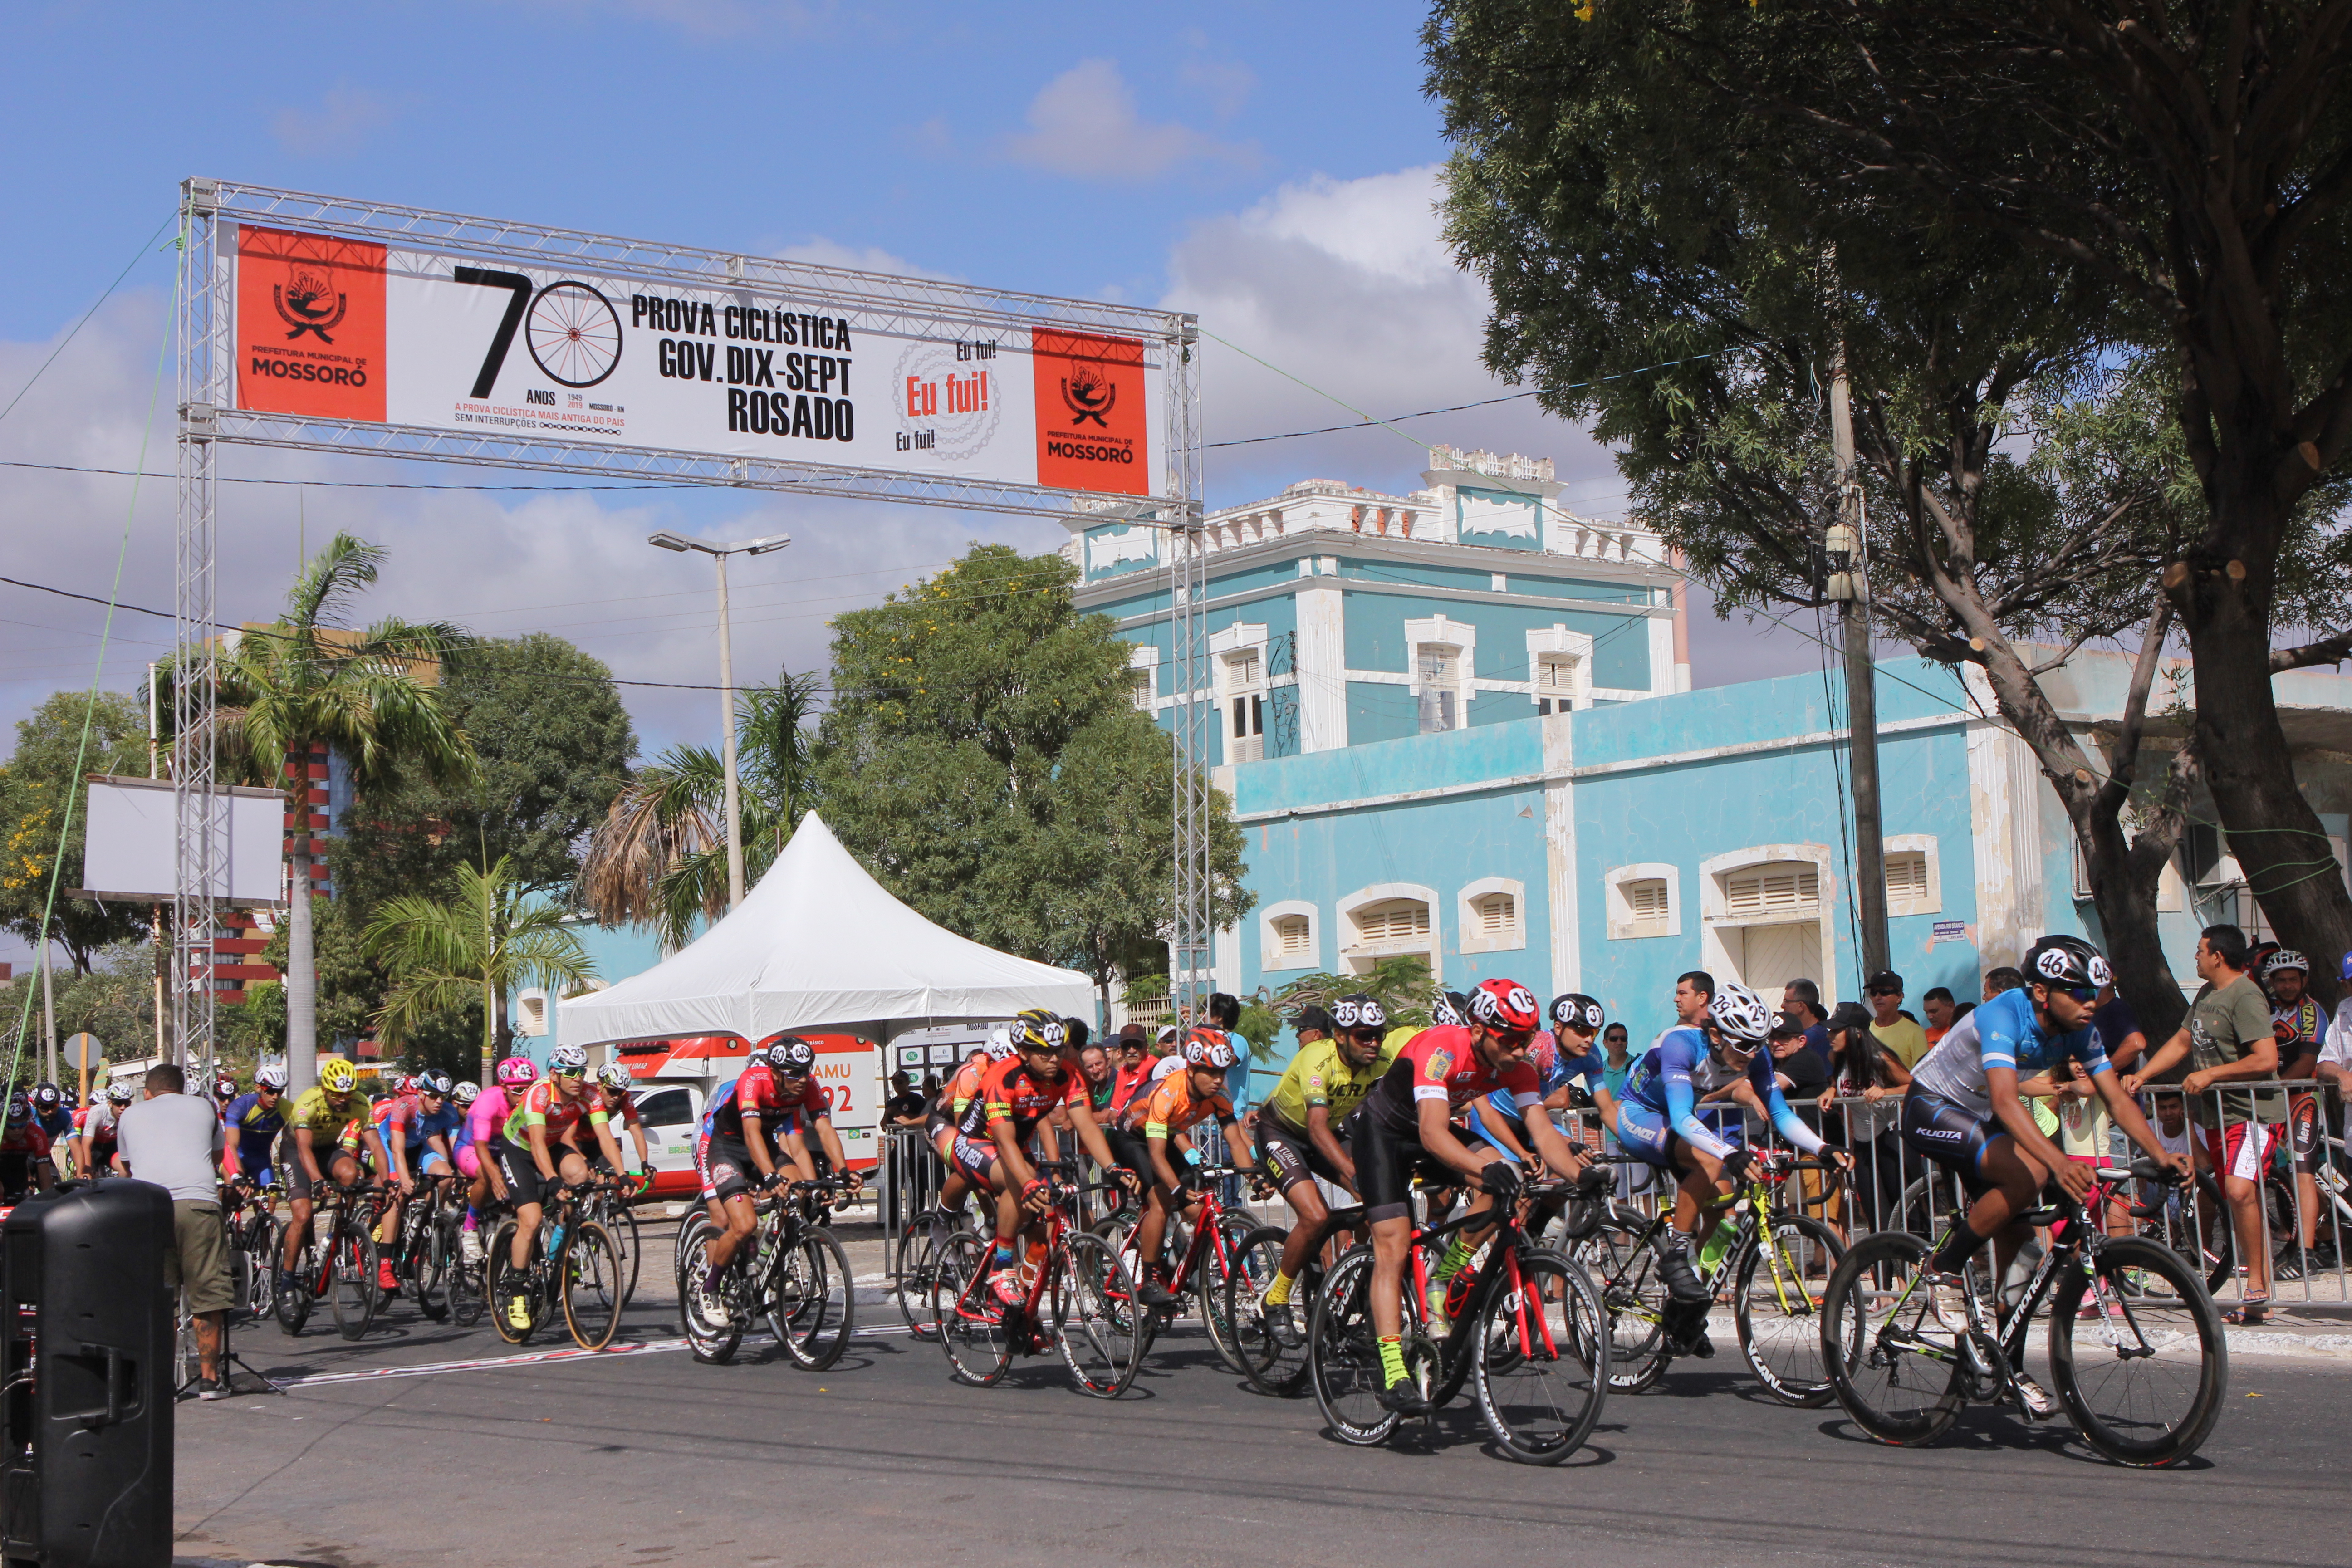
left=1159, top=1168, right=1243, bottom=1300
left=942, top=1164, right=1083, bottom=1343
left=1399, top=1191, right=1560, bottom=1377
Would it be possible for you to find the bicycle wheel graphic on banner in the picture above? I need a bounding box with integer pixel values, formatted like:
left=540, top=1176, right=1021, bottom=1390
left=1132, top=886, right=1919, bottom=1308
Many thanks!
left=527, top=281, right=622, bottom=387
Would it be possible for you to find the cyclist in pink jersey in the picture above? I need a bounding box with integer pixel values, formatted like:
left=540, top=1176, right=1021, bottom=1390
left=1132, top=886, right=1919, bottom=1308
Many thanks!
left=461, top=1061, right=533, bottom=1264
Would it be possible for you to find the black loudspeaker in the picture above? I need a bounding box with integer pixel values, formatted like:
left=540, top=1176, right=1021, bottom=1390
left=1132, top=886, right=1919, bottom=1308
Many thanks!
left=0, top=1180, right=173, bottom=1568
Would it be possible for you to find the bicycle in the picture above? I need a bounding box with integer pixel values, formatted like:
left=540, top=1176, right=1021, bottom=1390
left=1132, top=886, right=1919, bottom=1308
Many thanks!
left=274, top=1181, right=385, bottom=1341
left=487, top=1176, right=633, bottom=1351
left=1107, top=1162, right=1261, bottom=1373
left=1576, top=1151, right=1847, bottom=1403
left=1305, top=1175, right=1611, bottom=1463
left=676, top=1176, right=856, bottom=1368
left=1225, top=1201, right=1367, bottom=1396
left=221, top=1178, right=280, bottom=1322
left=926, top=1160, right=1144, bottom=1397
left=890, top=1197, right=986, bottom=1341
left=1820, top=1157, right=2227, bottom=1467
left=579, top=1172, right=646, bottom=1303
left=387, top=1172, right=465, bottom=1323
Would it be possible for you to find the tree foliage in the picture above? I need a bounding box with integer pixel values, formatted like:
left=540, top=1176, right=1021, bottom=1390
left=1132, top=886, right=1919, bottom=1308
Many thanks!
left=816, top=544, right=1250, bottom=1004
left=0, top=691, right=152, bottom=972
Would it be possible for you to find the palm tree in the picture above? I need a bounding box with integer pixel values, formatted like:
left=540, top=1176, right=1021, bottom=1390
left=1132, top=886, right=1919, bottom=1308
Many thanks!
left=580, top=670, right=818, bottom=946
left=176, top=533, right=474, bottom=1089
left=362, top=856, right=599, bottom=1082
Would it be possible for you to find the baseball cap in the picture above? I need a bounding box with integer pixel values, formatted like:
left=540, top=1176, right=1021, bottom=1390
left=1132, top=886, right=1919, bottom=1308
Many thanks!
left=1292, top=1004, right=1335, bottom=1036
left=1865, top=970, right=1904, bottom=995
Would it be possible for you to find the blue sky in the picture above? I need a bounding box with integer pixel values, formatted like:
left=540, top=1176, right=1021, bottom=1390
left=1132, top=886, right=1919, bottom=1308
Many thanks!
left=0, top=0, right=1824, bottom=972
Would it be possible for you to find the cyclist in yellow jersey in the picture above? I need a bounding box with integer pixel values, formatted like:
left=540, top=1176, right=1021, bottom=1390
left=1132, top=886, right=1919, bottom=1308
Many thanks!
left=276, top=1058, right=390, bottom=1301
left=1252, top=994, right=1398, bottom=1330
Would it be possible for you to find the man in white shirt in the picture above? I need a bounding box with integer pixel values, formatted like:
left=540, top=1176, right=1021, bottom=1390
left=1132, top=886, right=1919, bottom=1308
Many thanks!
left=115, top=1063, right=230, bottom=1399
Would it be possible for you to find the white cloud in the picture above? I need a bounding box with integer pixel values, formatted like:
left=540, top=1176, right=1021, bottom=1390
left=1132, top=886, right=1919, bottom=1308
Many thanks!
left=271, top=86, right=399, bottom=158
left=1004, top=60, right=1254, bottom=181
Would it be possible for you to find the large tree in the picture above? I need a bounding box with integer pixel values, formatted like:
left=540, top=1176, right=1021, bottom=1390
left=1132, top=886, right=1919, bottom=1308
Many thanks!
left=340, top=632, right=637, bottom=910
left=179, top=533, right=475, bottom=1089
left=1480, top=0, right=2352, bottom=981
left=816, top=544, right=1251, bottom=1016
left=0, top=690, right=152, bottom=973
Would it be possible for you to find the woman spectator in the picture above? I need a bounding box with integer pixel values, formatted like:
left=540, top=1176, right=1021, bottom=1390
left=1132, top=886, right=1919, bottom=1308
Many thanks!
left=1817, top=1000, right=1911, bottom=1235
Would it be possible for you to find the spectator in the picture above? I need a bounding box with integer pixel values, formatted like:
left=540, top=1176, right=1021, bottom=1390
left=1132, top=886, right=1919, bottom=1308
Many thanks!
left=1767, top=1010, right=1831, bottom=1103
left=1983, top=967, right=2026, bottom=1000
left=114, top=1062, right=230, bottom=1400
left=1783, top=979, right=1832, bottom=1068
left=1206, top=993, right=1241, bottom=1032
left=1290, top=1005, right=1334, bottom=1049
left=883, top=1071, right=929, bottom=1128
left=1921, top=987, right=1957, bottom=1047
left=2127, top=923, right=2282, bottom=1323
left=1075, top=1045, right=1116, bottom=1117
left=1061, top=1017, right=1093, bottom=1054
left=2090, top=984, right=2147, bottom=1073
left=1599, top=1022, right=1634, bottom=1100
left=1865, top=970, right=1931, bottom=1070
left=2261, top=951, right=2330, bottom=1268
left=1818, top=1001, right=1908, bottom=1233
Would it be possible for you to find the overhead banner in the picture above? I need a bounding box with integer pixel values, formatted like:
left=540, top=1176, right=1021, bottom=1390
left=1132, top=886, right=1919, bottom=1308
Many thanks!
left=229, top=223, right=1162, bottom=498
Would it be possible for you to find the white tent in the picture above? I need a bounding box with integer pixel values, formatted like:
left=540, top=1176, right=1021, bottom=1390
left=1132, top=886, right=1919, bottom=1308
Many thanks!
left=556, top=811, right=1093, bottom=1047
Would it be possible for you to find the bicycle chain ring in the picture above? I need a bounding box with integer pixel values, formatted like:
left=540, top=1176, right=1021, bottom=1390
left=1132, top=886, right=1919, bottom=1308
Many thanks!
left=1960, top=1326, right=2011, bottom=1403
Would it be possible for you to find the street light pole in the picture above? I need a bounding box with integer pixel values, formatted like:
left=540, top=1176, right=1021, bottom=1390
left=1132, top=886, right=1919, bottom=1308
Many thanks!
left=649, top=529, right=791, bottom=915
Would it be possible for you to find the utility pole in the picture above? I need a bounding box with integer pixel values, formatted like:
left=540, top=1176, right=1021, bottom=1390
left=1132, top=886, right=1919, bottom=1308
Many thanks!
left=648, top=529, right=792, bottom=911
left=1825, top=339, right=1891, bottom=986
left=39, top=943, right=57, bottom=1086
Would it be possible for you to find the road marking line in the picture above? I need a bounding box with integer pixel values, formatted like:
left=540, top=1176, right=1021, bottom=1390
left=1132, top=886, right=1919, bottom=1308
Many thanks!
left=274, top=1323, right=916, bottom=1388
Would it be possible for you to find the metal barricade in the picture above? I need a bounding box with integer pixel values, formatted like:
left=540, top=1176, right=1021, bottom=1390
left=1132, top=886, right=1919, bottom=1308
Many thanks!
left=877, top=1126, right=943, bottom=1235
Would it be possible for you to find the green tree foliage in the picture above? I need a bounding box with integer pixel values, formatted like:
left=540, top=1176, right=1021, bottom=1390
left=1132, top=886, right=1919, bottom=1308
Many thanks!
left=167, top=532, right=476, bottom=1089
left=363, top=857, right=598, bottom=1082
left=0, top=691, right=152, bottom=972
left=817, top=544, right=1251, bottom=1012
left=1263, top=956, right=1439, bottom=1035
left=230, top=896, right=387, bottom=1057
left=581, top=671, right=818, bottom=945
left=0, top=940, right=161, bottom=1089
left=339, top=632, right=637, bottom=908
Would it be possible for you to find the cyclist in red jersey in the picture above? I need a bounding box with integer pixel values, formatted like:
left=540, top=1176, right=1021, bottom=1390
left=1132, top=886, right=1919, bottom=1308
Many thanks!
left=956, top=1009, right=1135, bottom=1308
left=1349, top=978, right=1584, bottom=1413
left=762, top=1038, right=862, bottom=1191
left=925, top=1041, right=1010, bottom=1225
left=690, top=1040, right=808, bottom=1313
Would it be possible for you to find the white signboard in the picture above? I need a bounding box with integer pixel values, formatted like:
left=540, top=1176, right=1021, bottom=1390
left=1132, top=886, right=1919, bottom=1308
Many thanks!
left=82, top=775, right=284, bottom=905
left=228, top=224, right=1165, bottom=500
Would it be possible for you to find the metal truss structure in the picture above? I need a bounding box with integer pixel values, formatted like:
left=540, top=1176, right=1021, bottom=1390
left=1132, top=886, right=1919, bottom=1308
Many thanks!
left=172, top=178, right=1210, bottom=1069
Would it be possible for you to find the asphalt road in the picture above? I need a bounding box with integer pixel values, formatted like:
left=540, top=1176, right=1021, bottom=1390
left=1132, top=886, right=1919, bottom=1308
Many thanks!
left=172, top=1229, right=2351, bottom=1568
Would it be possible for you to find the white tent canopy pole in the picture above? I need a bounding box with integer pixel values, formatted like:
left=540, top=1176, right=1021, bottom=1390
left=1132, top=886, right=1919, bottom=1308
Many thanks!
left=558, top=811, right=1092, bottom=1048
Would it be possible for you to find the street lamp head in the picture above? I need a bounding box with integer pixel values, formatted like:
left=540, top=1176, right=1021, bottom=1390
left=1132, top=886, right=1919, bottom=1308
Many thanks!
left=745, top=534, right=792, bottom=557
left=647, top=531, right=698, bottom=553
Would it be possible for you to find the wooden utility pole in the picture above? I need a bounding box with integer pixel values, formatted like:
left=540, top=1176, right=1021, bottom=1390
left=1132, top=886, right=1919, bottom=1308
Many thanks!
left=1827, top=340, right=1891, bottom=985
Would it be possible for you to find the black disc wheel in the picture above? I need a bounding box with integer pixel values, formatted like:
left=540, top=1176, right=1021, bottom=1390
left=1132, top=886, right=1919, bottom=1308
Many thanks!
left=773, top=1228, right=855, bottom=1371
left=1473, top=1247, right=1610, bottom=1464
left=2048, top=1236, right=2228, bottom=1468
left=1820, top=1230, right=1966, bottom=1447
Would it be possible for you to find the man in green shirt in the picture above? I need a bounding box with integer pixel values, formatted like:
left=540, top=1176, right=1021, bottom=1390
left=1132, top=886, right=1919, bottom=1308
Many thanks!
left=1866, top=970, right=1931, bottom=1070
left=2127, top=922, right=2281, bottom=1322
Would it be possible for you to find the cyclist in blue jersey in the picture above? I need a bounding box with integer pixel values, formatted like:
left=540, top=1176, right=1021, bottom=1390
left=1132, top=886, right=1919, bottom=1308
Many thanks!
left=1590, top=979, right=1849, bottom=1351
left=220, top=1063, right=290, bottom=1189
left=368, top=1069, right=464, bottom=1292
left=1903, top=937, right=2188, bottom=1401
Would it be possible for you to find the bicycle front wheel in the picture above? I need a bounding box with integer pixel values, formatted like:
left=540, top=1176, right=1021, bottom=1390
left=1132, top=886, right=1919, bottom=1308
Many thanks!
left=773, top=1227, right=855, bottom=1371
left=1056, top=1232, right=1143, bottom=1398
left=1224, top=1224, right=1308, bottom=1396
left=1819, top=1230, right=1965, bottom=1446
left=328, top=1228, right=378, bottom=1341
left=930, top=1231, right=1009, bottom=1386
left=892, top=1212, right=950, bottom=1341
left=486, top=1220, right=543, bottom=1345
left=2048, top=1236, right=2228, bottom=1467
left=1734, top=1215, right=1845, bottom=1407
left=1575, top=1213, right=1669, bottom=1393
left=412, top=1220, right=452, bottom=1323
left=1196, top=1210, right=1260, bottom=1375
left=1307, top=1245, right=1398, bottom=1446
left=1473, top=1247, right=1610, bottom=1465
left=560, top=1220, right=628, bottom=1351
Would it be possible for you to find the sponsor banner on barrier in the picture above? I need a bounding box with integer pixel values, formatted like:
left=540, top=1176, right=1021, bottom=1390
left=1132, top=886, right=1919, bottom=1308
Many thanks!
left=229, top=223, right=1162, bottom=497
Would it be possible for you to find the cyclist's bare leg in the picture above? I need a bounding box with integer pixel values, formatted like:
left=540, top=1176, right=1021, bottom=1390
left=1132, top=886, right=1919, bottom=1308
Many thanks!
left=705, top=1191, right=758, bottom=1271
left=1960, top=1136, right=2048, bottom=1284
left=1275, top=1177, right=1333, bottom=1283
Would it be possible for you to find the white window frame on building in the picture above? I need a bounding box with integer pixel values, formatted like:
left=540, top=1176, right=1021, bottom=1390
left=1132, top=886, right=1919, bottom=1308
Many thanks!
left=1338, top=882, right=1441, bottom=979
left=1458, top=877, right=1527, bottom=954
left=1210, top=621, right=1269, bottom=764
left=1404, top=613, right=1475, bottom=735
left=1882, top=834, right=1942, bottom=917
left=1604, top=863, right=1681, bottom=940
left=1697, top=844, right=1837, bottom=1004
left=1126, top=644, right=1159, bottom=715
left=1525, top=626, right=1596, bottom=715
left=1259, top=899, right=1320, bottom=972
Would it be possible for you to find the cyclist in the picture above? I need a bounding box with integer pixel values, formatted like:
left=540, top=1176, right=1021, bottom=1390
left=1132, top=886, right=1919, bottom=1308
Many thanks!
left=30, top=1084, right=71, bottom=1184
left=211, top=1073, right=240, bottom=1124
left=1250, top=993, right=1396, bottom=1330
left=219, top=1063, right=289, bottom=1194
left=73, top=1081, right=136, bottom=1178
left=1909, top=935, right=2190, bottom=1401
left=1592, top=980, right=1846, bottom=1356
left=492, top=1044, right=624, bottom=1333
left=591, top=1063, right=654, bottom=1185
left=925, top=1038, right=1013, bottom=1227
left=0, top=1096, right=54, bottom=1200
left=690, top=1039, right=813, bottom=1319
left=461, top=1060, right=534, bottom=1264
left=368, top=1069, right=462, bottom=1292
left=2264, top=949, right=2332, bottom=1268
left=759, top=1037, right=862, bottom=1194
left=1129, top=1027, right=1257, bottom=1308
left=1350, top=978, right=1584, bottom=1413
left=958, top=1009, right=1136, bottom=1310
left=278, top=1058, right=390, bottom=1300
